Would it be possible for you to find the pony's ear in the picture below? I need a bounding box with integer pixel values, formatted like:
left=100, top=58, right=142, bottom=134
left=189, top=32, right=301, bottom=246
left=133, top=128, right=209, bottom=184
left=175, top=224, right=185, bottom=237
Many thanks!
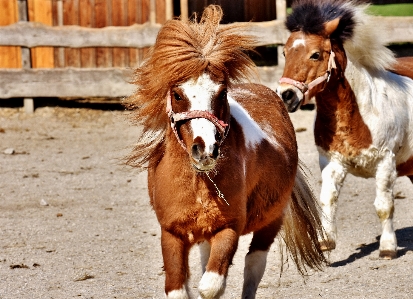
left=324, top=18, right=340, bottom=37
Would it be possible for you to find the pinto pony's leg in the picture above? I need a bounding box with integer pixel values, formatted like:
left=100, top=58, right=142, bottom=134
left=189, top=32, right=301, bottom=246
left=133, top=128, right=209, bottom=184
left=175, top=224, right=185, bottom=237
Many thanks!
left=161, top=229, right=190, bottom=299
left=242, top=219, right=282, bottom=299
left=198, top=228, right=239, bottom=299
left=375, top=158, right=398, bottom=259
left=318, top=159, right=347, bottom=251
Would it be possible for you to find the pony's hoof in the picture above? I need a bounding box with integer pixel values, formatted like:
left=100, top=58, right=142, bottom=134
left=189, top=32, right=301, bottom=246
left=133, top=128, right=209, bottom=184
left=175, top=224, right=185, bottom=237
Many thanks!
left=319, top=239, right=336, bottom=251
left=379, top=250, right=397, bottom=260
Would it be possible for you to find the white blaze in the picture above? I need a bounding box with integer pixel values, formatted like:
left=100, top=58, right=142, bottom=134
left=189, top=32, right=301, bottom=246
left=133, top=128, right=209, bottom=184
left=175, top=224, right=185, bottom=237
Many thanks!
left=180, top=73, right=221, bottom=153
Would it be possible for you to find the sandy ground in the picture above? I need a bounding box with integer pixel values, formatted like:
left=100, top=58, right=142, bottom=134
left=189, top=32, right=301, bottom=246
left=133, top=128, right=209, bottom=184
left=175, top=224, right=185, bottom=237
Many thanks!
left=1, top=104, right=413, bottom=299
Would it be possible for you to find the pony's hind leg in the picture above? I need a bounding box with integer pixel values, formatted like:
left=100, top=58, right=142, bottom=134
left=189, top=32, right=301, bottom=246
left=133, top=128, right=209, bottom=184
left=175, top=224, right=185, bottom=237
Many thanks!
left=198, top=228, right=239, bottom=299
left=375, top=158, right=398, bottom=259
left=161, top=229, right=190, bottom=299
left=241, top=219, right=282, bottom=299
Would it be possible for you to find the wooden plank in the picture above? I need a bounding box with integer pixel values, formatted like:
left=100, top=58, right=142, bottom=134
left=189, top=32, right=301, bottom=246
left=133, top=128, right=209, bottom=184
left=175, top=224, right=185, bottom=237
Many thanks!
left=95, top=0, right=112, bottom=67
left=275, top=0, right=287, bottom=67
left=3, top=17, right=413, bottom=49
left=0, top=68, right=135, bottom=98
left=0, top=66, right=282, bottom=99
left=17, top=0, right=31, bottom=69
left=180, top=0, right=188, bottom=21
left=139, top=0, right=151, bottom=65
left=64, top=0, right=80, bottom=67
left=0, top=0, right=21, bottom=68
left=128, top=0, right=140, bottom=68
left=156, top=0, right=166, bottom=24
left=165, top=0, right=173, bottom=20
left=0, top=22, right=163, bottom=48
left=112, top=0, right=128, bottom=67
left=28, top=0, right=54, bottom=68
left=80, top=0, right=96, bottom=68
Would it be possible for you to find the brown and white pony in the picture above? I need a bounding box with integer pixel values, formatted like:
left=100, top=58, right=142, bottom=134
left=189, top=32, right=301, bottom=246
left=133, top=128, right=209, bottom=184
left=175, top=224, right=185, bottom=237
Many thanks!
left=125, top=5, right=325, bottom=299
left=277, top=0, right=413, bottom=260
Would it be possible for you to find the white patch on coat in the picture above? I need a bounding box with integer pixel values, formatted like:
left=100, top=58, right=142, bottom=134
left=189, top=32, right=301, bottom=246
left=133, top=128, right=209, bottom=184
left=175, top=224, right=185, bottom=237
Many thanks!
left=227, top=97, right=266, bottom=148
left=198, top=271, right=225, bottom=299
left=166, top=286, right=189, bottom=299
left=242, top=250, right=268, bottom=298
left=345, top=59, right=413, bottom=167
left=180, top=73, right=221, bottom=155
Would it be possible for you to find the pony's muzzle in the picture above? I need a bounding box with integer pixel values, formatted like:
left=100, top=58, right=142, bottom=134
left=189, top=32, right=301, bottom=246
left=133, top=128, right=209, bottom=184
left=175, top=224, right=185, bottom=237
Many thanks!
left=191, top=140, right=220, bottom=172
left=277, top=85, right=303, bottom=113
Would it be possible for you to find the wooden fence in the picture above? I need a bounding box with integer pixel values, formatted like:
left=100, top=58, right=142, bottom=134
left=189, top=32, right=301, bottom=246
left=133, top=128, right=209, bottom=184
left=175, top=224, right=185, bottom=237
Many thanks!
left=1, top=0, right=413, bottom=112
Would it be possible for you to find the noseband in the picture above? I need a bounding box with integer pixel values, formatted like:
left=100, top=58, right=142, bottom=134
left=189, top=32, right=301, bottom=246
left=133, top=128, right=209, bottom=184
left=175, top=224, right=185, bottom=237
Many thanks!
left=279, top=50, right=337, bottom=105
left=166, top=92, right=229, bottom=151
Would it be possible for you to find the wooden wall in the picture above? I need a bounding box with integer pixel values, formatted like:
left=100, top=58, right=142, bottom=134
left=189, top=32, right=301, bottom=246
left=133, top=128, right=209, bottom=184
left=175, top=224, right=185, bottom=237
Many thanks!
left=0, top=0, right=168, bottom=69
left=0, top=0, right=21, bottom=68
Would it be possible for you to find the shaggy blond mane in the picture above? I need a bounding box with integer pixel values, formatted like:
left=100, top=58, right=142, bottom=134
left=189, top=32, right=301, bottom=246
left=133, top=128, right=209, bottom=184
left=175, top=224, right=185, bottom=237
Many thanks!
left=124, top=5, right=257, bottom=168
left=342, top=2, right=396, bottom=71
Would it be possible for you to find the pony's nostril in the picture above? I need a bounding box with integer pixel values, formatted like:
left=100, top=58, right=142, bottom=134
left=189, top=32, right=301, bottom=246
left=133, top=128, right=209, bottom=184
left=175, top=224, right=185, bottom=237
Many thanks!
left=191, top=143, right=204, bottom=160
left=282, top=89, right=295, bottom=102
left=212, top=144, right=220, bottom=159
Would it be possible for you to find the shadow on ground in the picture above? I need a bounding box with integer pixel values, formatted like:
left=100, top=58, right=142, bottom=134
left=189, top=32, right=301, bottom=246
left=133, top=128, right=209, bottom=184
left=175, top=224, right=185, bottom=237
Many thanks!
left=330, top=226, right=413, bottom=267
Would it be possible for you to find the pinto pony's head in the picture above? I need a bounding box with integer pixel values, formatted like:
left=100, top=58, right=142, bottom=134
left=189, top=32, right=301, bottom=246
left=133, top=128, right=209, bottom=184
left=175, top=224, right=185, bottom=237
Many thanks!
left=125, top=5, right=257, bottom=170
left=277, top=0, right=395, bottom=112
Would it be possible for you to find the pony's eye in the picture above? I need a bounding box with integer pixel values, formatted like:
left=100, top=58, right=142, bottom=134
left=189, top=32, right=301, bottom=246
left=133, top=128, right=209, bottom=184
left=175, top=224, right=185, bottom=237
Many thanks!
left=282, top=50, right=286, bottom=57
left=173, top=92, right=182, bottom=101
left=310, top=52, right=320, bottom=60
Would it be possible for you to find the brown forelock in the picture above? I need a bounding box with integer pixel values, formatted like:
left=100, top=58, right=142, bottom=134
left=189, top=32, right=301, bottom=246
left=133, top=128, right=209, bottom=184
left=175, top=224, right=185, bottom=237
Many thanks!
left=124, top=5, right=257, bottom=168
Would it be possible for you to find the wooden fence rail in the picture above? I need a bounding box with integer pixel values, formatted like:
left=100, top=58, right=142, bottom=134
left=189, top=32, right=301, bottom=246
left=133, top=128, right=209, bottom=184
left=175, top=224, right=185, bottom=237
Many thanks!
left=1, top=16, right=413, bottom=102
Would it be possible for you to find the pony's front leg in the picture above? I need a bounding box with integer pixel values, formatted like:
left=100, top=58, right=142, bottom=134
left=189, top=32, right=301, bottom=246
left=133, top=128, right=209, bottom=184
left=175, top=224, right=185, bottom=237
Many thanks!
left=162, top=229, right=190, bottom=299
left=199, top=241, right=211, bottom=274
left=375, top=157, right=397, bottom=259
left=198, top=228, right=239, bottom=299
left=318, top=158, right=347, bottom=251
left=242, top=219, right=281, bottom=299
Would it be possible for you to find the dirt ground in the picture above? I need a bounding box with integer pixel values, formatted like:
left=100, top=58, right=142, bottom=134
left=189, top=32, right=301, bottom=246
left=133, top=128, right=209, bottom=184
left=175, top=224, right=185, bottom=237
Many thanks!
left=1, top=103, right=412, bottom=299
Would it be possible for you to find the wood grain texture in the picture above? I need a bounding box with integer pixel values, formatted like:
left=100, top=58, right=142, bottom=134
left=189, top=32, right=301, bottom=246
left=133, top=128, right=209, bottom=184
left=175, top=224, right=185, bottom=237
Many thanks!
left=0, top=0, right=21, bottom=68
left=28, top=0, right=54, bottom=68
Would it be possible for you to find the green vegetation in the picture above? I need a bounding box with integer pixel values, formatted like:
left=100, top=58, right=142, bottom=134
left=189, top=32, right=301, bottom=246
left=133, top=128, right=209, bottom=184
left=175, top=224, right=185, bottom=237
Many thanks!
left=367, top=4, right=413, bottom=17
left=287, top=4, right=413, bottom=16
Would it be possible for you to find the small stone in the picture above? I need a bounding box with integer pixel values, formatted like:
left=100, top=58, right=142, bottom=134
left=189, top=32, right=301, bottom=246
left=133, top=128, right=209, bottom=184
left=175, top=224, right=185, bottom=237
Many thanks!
left=4, top=148, right=15, bottom=155
left=40, top=199, right=49, bottom=206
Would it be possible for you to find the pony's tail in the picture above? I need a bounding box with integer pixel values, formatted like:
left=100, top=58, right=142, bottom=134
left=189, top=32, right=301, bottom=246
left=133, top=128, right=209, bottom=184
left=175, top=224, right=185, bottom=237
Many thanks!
left=280, top=160, right=327, bottom=275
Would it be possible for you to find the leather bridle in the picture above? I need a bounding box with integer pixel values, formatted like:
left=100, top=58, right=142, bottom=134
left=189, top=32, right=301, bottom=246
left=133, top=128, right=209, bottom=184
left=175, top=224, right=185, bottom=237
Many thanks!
left=166, top=91, right=229, bottom=151
left=279, top=50, right=337, bottom=105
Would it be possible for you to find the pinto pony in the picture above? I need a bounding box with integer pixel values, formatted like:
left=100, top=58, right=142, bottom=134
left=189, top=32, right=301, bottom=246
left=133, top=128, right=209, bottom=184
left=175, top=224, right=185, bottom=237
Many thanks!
left=125, top=5, right=325, bottom=299
left=277, top=0, right=413, bottom=259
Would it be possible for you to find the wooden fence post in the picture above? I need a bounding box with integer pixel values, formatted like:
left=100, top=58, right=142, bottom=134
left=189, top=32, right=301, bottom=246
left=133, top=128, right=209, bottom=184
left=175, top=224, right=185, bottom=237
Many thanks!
left=180, top=0, right=188, bottom=21
left=18, top=0, right=34, bottom=113
left=165, top=0, right=173, bottom=20
left=276, top=0, right=286, bottom=67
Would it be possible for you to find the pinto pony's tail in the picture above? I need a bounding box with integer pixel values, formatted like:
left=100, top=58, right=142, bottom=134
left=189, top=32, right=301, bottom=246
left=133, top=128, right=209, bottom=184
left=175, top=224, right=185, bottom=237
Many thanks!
left=281, top=160, right=327, bottom=275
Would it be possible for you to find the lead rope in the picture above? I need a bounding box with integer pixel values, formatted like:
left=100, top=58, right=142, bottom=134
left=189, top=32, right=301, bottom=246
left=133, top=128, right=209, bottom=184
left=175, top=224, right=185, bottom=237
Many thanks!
left=206, top=172, right=229, bottom=206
